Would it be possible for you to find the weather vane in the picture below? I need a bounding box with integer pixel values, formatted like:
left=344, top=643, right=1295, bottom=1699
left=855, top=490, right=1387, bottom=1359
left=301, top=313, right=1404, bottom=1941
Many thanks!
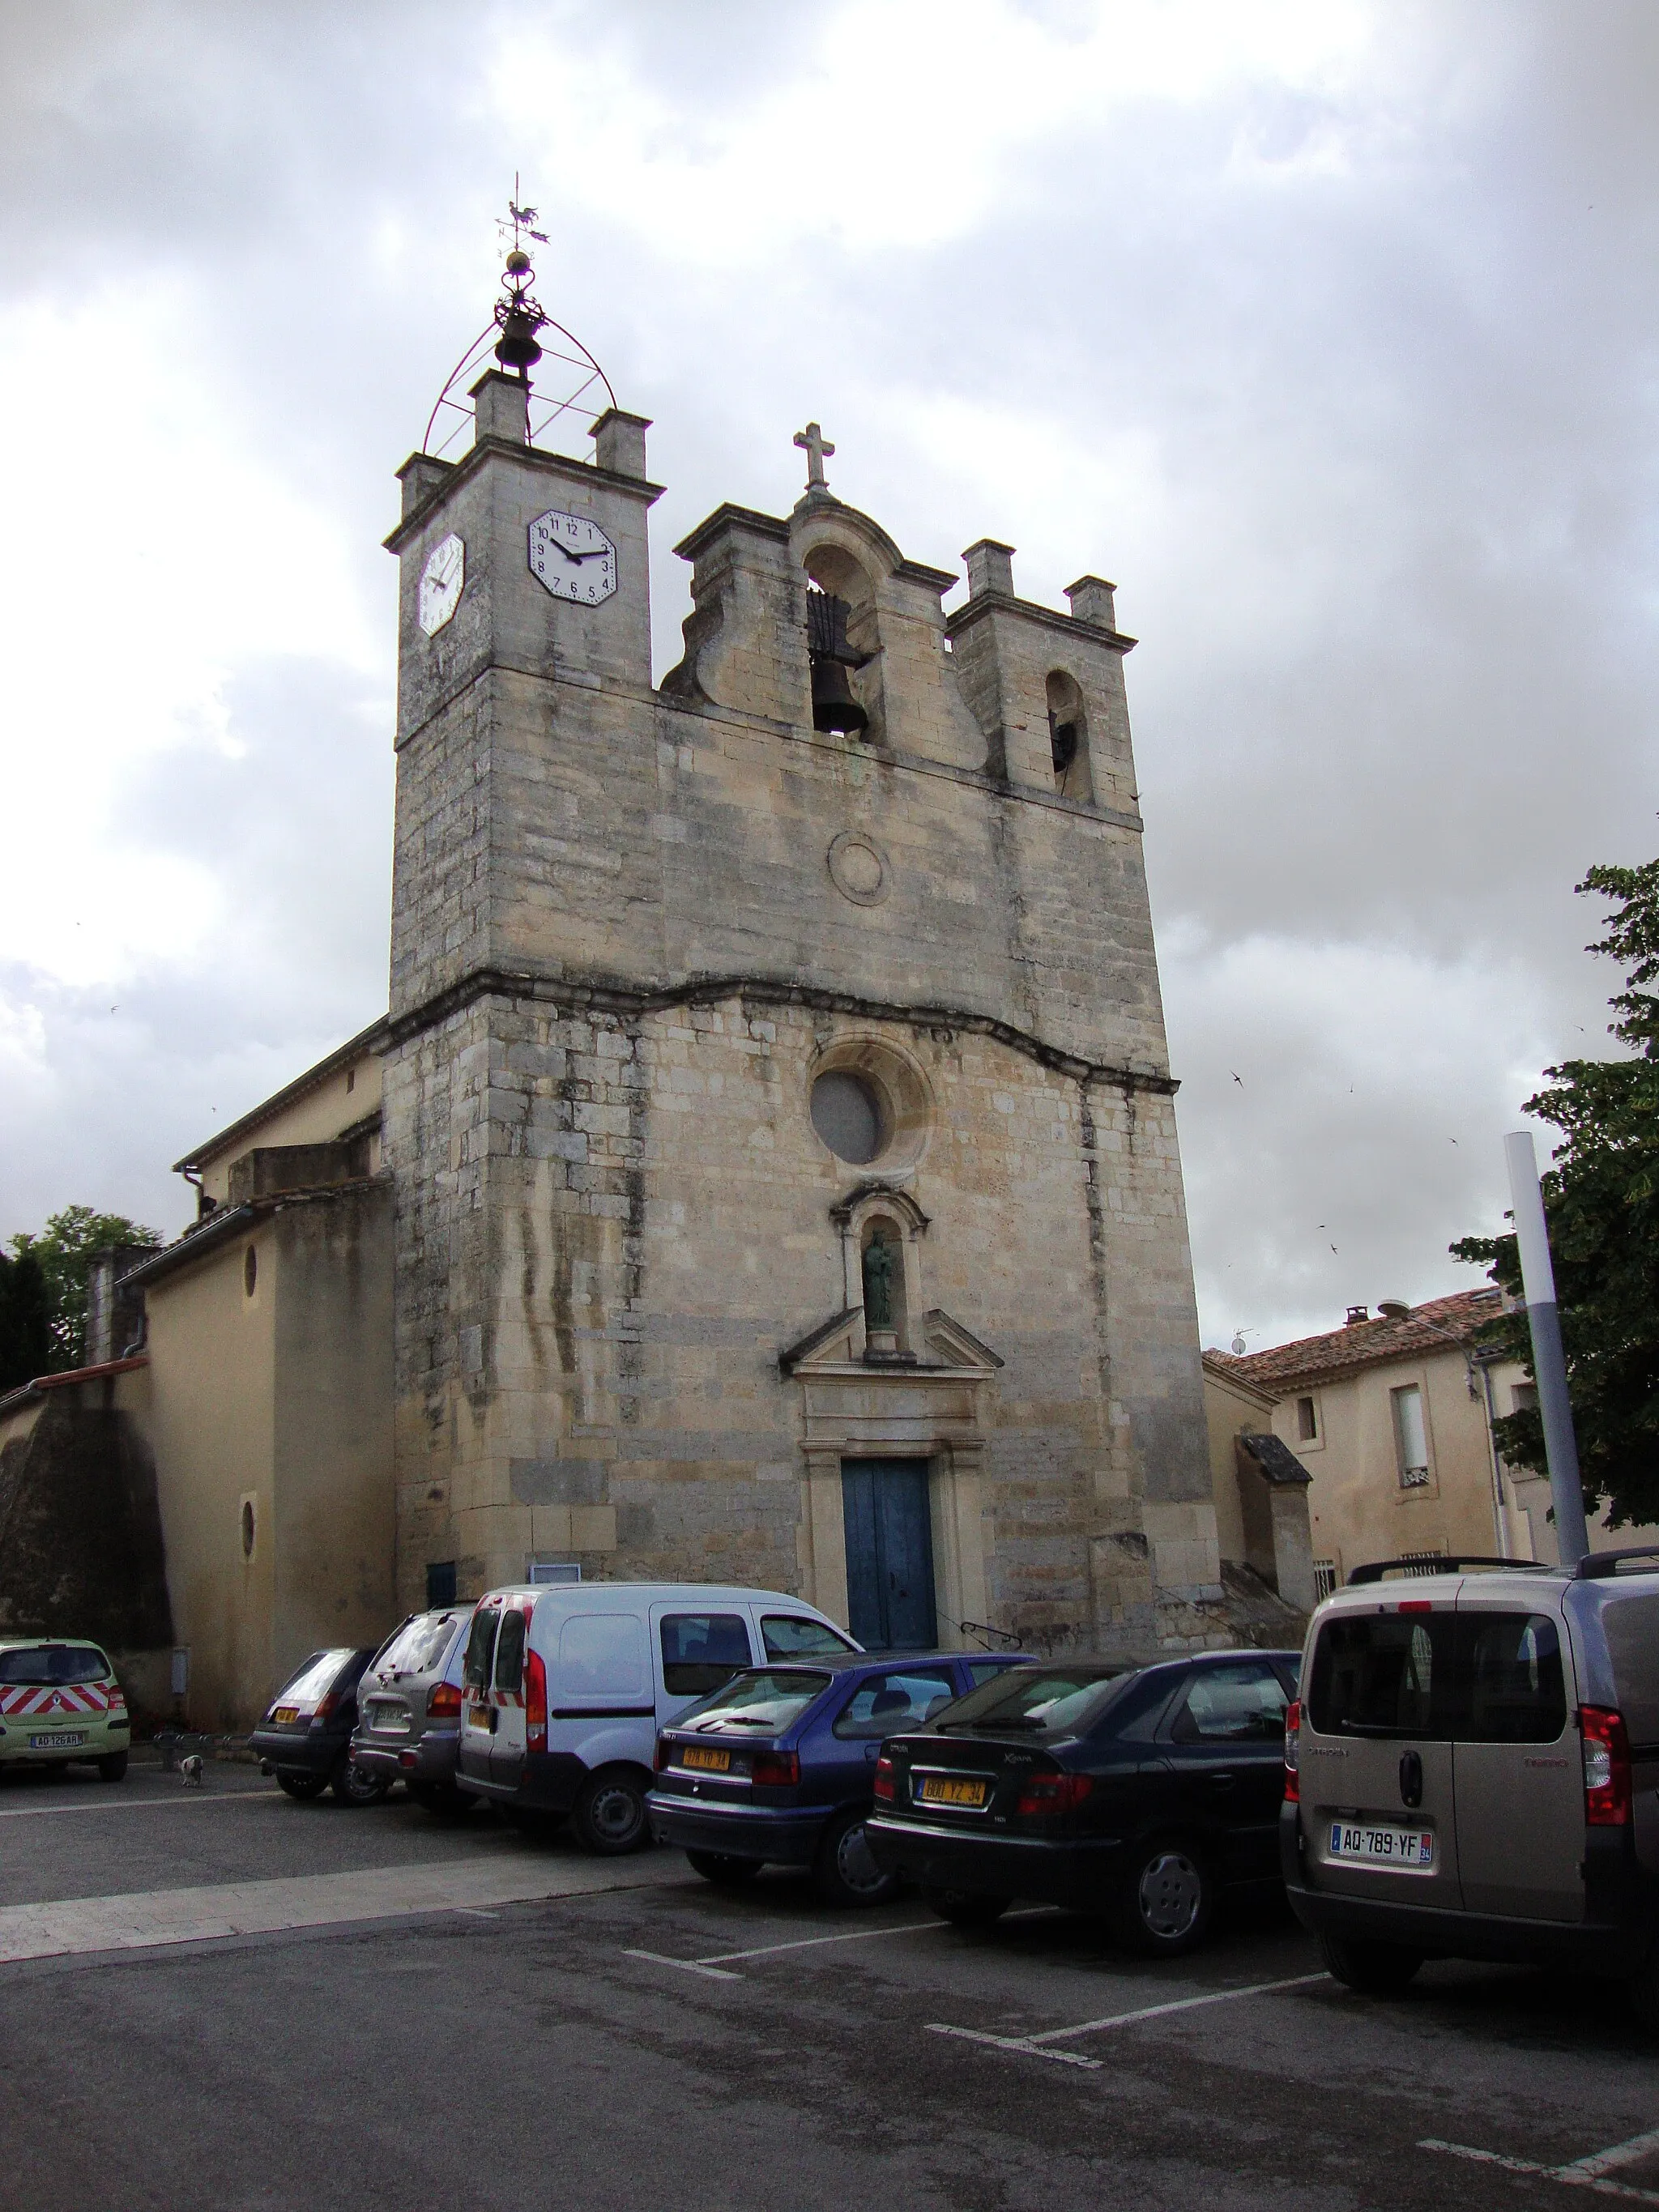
left=421, top=179, right=618, bottom=460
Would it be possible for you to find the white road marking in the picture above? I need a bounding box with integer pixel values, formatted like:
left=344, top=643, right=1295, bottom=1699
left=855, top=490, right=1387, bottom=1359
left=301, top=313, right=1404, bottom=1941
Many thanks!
left=925, top=1971, right=1329, bottom=2061
left=623, top=1949, right=744, bottom=1981
left=0, top=1791, right=272, bottom=1821
left=624, top=1903, right=1060, bottom=1980
left=1422, top=2132, right=1659, bottom=2205
left=0, top=1853, right=682, bottom=1965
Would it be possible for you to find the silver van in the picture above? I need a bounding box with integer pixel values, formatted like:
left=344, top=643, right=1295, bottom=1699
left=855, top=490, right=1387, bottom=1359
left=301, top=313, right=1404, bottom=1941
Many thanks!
left=457, top=1583, right=858, bottom=1854
left=351, top=1606, right=476, bottom=1811
left=1282, top=1547, right=1659, bottom=2026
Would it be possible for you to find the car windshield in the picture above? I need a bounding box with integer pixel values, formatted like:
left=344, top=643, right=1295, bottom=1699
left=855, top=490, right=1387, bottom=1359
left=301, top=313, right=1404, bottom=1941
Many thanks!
left=680, top=1669, right=832, bottom=1733
left=373, top=1613, right=464, bottom=1679
left=0, top=1643, right=109, bottom=1687
left=761, top=1616, right=857, bottom=1660
left=937, top=1664, right=1126, bottom=1736
left=274, top=1649, right=355, bottom=1707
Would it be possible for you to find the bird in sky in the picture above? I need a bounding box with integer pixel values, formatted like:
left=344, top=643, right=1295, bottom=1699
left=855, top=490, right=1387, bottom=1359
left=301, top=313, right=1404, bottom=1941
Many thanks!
left=1230, top=1072, right=1243, bottom=1087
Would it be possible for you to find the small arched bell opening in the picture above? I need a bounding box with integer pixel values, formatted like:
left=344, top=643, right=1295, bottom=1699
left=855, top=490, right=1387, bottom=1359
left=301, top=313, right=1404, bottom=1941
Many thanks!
left=859, top=1215, right=909, bottom=1355
left=804, top=543, right=880, bottom=739
left=1046, top=671, right=1091, bottom=803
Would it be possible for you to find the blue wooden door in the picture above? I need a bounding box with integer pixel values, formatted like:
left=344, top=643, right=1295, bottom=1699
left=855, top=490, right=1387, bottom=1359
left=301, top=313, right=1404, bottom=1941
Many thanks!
left=841, top=1460, right=937, bottom=1651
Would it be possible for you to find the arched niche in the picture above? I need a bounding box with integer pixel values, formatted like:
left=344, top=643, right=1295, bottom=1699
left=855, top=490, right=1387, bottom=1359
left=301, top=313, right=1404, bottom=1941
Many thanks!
left=1045, top=669, right=1092, bottom=803
left=803, top=540, right=885, bottom=742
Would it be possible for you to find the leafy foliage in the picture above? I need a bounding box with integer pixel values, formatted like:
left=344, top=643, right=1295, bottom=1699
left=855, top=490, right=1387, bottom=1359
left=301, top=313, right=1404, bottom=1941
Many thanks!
left=1452, top=858, right=1659, bottom=1530
left=4, top=1207, right=161, bottom=1376
left=0, top=1247, right=53, bottom=1394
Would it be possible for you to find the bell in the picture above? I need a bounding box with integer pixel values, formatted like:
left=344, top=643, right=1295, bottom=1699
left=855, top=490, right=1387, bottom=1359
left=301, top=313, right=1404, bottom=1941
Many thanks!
left=494, top=304, right=544, bottom=373
left=812, top=657, right=868, bottom=735
left=807, top=588, right=868, bottom=735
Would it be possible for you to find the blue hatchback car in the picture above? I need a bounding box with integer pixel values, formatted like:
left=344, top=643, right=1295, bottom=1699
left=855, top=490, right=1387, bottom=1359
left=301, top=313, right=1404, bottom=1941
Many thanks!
left=647, top=1650, right=1031, bottom=1906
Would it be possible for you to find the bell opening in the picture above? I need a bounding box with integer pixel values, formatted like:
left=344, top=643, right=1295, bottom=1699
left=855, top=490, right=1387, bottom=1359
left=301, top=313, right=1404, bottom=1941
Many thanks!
left=807, top=587, right=870, bottom=735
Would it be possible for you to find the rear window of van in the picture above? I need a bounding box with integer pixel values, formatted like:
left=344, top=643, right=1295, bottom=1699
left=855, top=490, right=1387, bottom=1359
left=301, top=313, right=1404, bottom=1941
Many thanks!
left=1307, top=1611, right=1567, bottom=1742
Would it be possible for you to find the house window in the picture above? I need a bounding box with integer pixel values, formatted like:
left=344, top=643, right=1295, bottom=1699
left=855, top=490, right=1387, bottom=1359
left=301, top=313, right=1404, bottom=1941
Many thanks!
left=1392, top=1384, right=1431, bottom=1488
left=1296, top=1395, right=1319, bottom=1443
left=425, top=1561, right=457, bottom=1607
left=1512, top=1383, right=1538, bottom=1415
left=1313, top=1559, right=1338, bottom=1601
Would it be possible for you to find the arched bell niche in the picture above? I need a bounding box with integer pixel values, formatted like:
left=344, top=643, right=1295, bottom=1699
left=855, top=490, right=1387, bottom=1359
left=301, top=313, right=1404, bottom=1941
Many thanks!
left=1045, top=669, right=1092, bottom=803
left=803, top=542, right=884, bottom=742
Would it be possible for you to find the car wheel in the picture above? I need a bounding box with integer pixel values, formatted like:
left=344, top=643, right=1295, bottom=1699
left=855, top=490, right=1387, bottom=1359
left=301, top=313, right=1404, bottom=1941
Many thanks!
left=1113, top=1840, right=1214, bottom=1956
left=572, top=1767, right=650, bottom=1856
left=813, top=1810, right=901, bottom=1908
left=686, top=1850, right=764, bottom=1887
left=1318, top=1932, right=1423, bottom=1994
left=275, top=1770, right=330, bottom=1801
left=96, top=1752, right=129, bottom=1784
left=332, top=1758, right=392, bottom=1806
left=921, top=1886, right=1013, bottom=1929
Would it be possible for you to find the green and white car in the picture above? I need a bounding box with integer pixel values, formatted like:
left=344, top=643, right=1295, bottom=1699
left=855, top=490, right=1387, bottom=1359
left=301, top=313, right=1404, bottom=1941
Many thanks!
left=0, top=1639, right=130, bottom=1780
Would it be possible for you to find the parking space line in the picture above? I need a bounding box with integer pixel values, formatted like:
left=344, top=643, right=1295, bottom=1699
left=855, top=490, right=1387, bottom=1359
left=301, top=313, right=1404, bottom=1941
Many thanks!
left=0, top=1792, right=271, bottom=1821
left=1422, top=2133, right=1659, bottom=2205
left=623, top=1950, right=744, bottom=1981
left=928, top=2025, right=1102, bottom=2069
left=626, top=1904, right=1061, bottom=1980
left=925, top=1971, right=1328, bottom=2064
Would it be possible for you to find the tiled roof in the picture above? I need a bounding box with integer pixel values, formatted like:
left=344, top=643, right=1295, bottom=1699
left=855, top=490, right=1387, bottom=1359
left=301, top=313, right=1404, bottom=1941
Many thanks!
left=1213, top=1288, right=1503, bottom=1393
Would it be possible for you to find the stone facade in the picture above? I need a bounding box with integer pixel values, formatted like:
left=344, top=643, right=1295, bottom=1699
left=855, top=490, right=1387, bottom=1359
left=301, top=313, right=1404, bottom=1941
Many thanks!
left=380, top=373, right=1222, bottom=1656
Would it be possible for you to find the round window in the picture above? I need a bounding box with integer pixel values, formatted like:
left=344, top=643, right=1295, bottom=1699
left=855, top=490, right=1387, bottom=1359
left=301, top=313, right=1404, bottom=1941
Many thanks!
left=810, top=1070, right=885, bottom=1165
left=241, top=1499, right=256, bottom=1560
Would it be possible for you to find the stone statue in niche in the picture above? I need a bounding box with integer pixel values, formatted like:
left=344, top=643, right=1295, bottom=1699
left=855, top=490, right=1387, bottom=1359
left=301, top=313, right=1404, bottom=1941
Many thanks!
left=861, top=1234, right=898, bottom=1328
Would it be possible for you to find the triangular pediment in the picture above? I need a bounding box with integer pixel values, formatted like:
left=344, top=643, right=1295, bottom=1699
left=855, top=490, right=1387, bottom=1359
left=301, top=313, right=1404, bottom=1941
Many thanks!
left=778, top=1306, right=1003, bottom=1377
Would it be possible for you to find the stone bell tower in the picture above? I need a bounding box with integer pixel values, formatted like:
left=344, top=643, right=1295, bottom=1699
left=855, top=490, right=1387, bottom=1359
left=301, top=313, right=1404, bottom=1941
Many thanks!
left=380, top=235, right=1223, bottom=1657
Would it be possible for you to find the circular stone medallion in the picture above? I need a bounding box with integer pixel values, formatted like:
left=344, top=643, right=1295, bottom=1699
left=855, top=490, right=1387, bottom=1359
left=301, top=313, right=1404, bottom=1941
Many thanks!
left=827, top=830, right=890, bottom=907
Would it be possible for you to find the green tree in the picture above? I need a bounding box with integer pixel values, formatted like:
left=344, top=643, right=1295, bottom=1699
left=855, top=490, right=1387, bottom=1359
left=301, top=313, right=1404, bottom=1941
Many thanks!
left=0, top=1247, right=53, bottom=1392
left=5, top=1207, right=162, bottom=1374
left=1452, top=856, right=1659, bottom=1530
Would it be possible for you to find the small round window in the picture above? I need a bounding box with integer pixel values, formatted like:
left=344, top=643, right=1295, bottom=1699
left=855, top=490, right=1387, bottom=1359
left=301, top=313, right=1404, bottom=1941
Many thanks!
left=810, top=1071, right=886, bottom=1165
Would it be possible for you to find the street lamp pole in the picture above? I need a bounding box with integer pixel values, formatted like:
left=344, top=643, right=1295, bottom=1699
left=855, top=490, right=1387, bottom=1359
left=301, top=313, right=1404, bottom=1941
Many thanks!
left=1503, top=1130, right=1590, bottom=1566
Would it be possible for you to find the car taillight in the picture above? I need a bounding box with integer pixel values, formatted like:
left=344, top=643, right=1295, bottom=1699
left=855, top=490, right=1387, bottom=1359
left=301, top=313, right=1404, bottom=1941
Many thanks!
left=752, top=1750, right=800, bottom=1788
left=1581, top=1706, right=1631, bottom=1826
left=1284, top=1698, right=1301, bottom=1804
left=427, top=1681, right=463, bottom=1719
left=525, top=1649, right=548, bottom=1753
left=1014, top=1772, right=1092, bottom=1818
left=314, top=1691, right=339, bottom=1721
left=872, top=1754, right=895, bottom=1801
left=655, top=1736, right=678, bottom=1773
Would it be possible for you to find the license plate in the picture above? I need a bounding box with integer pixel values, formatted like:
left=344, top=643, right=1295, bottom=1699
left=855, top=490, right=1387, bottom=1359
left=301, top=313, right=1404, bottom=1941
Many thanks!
left=1328, top=1821, right=1435, bottom=1869
left=917, top=1775, right=989, bottom=1809
left=30, top=1733, right=84, bottom=1750
left=469, top=1704, right=492, bottom=1730
left=680, top=1745, right=731, bottom=1772
left=368, top=1704, right=408, bottom=1734
left=272, top=1707, right=299, bottom=1725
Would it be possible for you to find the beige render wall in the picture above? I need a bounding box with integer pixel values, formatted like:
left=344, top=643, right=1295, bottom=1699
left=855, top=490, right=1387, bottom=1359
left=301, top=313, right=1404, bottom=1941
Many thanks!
left=271, top=1186, right=396, bottom=1692
left=193, top=1053, right=383, bottom=1207
left=142, top=1229, right=277, bottom=1732
left=1201, top=1366, right=1277, bottom=1567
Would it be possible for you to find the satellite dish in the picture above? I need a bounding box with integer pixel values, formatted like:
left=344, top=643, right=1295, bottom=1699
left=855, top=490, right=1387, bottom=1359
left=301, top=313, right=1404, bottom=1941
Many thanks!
left=1230, top=1333, right=1247, bottom=1355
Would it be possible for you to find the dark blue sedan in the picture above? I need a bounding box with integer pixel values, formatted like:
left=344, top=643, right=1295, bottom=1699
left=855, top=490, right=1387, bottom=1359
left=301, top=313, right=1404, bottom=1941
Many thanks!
left=648, top=1650, right=1031, bottom=1906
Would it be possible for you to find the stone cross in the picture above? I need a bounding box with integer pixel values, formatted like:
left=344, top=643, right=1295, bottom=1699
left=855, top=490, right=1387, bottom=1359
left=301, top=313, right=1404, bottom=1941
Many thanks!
left=794, top=420, right=834, bottom=490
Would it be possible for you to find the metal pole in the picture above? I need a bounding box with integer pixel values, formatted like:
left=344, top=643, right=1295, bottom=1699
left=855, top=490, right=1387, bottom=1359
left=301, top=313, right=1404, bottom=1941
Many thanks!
left=1503, top=1131, right=1590, bottom=1566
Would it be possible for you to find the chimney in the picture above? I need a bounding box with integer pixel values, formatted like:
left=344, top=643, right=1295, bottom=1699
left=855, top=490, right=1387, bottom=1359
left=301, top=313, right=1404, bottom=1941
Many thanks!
left=1344, top=1304, right=1371, bottom=1327
left=962, top=539, right=1015, bottom=600
left=1064, top=575, right=1117, bottom=630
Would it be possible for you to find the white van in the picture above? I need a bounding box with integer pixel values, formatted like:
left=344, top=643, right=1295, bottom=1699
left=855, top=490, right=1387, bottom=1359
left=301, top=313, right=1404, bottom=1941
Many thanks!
left=455, top=1583, right=859, bottom=1853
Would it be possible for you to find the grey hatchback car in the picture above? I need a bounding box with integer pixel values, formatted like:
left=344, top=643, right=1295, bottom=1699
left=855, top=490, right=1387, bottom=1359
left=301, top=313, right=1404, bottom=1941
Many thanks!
left=351, top=1605, right=476, bottom=1811
left=1284, top=1548, right=1659, bottom=2025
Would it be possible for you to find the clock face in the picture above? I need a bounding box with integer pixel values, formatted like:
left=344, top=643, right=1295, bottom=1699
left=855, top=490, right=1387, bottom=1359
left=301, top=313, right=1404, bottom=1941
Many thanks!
left=528, top=509, right=617, bottom=605
left=418, top=532, right=465, bottom=636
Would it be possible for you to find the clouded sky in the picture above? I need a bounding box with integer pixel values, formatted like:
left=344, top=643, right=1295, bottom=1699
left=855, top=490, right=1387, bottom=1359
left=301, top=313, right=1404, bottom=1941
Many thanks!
left=2, top=0, right=1655, bottom=1353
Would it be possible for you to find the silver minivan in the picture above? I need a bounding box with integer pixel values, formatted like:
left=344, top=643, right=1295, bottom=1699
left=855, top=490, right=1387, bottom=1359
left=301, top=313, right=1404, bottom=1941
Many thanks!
left=1282, top=1547, right=1659, bottom=2026
left=351, top=1606, right=476, bottom=1811
left=457, top=1583, right=859, bottom=1854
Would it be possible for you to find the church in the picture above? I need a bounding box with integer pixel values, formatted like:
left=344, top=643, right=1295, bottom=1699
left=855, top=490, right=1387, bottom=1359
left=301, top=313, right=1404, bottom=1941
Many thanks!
left=0, top=244, right=1246, bottom=1730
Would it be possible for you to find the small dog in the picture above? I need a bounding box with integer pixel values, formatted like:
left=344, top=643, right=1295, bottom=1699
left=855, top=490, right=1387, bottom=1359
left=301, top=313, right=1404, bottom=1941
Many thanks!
left=179, top=1754, right=205, bottom=1787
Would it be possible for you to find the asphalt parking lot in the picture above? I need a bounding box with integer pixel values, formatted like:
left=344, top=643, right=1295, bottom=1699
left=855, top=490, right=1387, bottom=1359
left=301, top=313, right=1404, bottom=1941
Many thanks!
left=2, top=1757, right=1657, bottom=2212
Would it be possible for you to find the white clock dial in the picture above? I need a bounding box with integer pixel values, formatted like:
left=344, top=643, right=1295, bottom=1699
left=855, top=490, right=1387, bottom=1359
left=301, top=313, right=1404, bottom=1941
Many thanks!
left=528, top=509, right=617, bottom=605
left=418, top=532, right=465, bottom=636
